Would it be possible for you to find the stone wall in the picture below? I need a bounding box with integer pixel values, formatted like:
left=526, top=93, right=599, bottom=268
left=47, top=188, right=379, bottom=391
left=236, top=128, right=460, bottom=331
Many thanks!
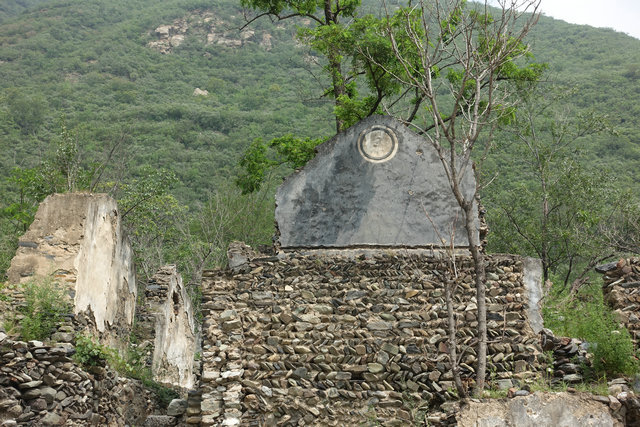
left=0, top=331, right=156, bottom=426
left=199, top=250, right=543, bottom=426
left=597, top=258, right=640, bottom=344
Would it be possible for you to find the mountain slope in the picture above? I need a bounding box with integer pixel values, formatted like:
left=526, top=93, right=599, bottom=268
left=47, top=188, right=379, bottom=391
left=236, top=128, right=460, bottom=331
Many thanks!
left=0, top=0, right=53, bottom=23
left=0, top=0, right=638, bottom=203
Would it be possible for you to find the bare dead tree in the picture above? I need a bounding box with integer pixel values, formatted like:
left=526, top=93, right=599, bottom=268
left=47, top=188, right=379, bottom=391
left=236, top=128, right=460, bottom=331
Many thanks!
left=422, top=202, right=466, bottom=395
left=376, top=0, right=541, bottom=396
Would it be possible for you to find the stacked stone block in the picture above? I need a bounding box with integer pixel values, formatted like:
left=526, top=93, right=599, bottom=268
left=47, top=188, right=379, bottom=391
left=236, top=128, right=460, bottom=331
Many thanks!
left=0, top=331, right=156, bottom=426
left=199, top=251, right=543, bottom=426
left=597, top=258, right=640, bottom=344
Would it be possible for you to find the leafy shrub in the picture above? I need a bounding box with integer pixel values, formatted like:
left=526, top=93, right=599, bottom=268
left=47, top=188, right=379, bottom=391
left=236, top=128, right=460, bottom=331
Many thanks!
left=74, top=335, right=179, bottom=408
left=19, top=277, right=71, bottom=341
left=543, top=283, right=638, bottom=377
left=74, top=334, right=110, bottom=367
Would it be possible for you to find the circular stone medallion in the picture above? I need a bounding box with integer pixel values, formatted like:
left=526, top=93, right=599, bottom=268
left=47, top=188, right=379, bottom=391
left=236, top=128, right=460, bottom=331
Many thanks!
left=357, top=125, right=398, bottom=163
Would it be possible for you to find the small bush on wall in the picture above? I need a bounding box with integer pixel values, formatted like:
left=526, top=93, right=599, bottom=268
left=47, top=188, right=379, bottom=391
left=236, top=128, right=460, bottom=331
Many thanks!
left=19, top=276, right=72, bottom=341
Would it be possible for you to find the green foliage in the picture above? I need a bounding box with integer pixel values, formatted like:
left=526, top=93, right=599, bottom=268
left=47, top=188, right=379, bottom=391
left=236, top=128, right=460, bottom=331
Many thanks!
left=115, top=167, right=185, bottom=280
left=18, top=277, right=71, bottom=341
left=543, top=283, right=639, bottom=377
left=171, top=181, right=275, bottom=282
left=237, top=134, right=323, bottom=193
left=0, top=117, right=99, bottom=245
left=74, top=334, right=180, bottom=408
left=237, top=139, right=271, bottom=194
left=485, top=82, right=633, bottom=287
left=74, top=334, right=110, bottom=367
left=4, top=88, right=47, bottom=135
left=0, top=228, right=16, bottom=280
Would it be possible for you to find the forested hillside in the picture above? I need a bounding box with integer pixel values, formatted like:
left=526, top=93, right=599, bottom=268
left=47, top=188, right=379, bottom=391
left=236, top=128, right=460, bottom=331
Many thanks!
left=1, top=0, right=639, bottom=284
left=0, top=0, right=52, bottom=23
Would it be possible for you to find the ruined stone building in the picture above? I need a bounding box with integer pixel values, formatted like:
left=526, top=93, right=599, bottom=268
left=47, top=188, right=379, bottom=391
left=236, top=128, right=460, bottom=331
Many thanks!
left=198, top=115, right=545, bottom=426
left=5, top=116, right=633, bottom=426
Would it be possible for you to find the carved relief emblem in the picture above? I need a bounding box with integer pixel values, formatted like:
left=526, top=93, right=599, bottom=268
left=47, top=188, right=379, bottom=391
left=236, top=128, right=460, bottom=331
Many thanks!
left=357, top=125, right=398, bottom=163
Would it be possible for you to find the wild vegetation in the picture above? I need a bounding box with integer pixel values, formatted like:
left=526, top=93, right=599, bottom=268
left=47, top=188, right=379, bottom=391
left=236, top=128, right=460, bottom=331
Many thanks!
left=1, top=0, right=640, bottom=386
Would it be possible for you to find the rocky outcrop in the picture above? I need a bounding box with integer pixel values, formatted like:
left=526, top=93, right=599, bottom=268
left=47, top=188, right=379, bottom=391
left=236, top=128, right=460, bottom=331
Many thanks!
left=199, top=249, right=543, bottom=426
left=146, top=10, right=266, bottom=54
left=6, top=193, right=136, bottom=350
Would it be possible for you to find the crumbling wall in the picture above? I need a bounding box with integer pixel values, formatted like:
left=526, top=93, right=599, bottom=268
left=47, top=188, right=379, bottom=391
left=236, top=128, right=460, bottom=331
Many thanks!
left=597, top=258, right=640, bottom=344
left=199, top=250, right=543, bottom=426
left=0, top=331, right=156, bottom=426
left=139, top=265, right=198, bottom=390
left=5, top=193, right=136, bottom=350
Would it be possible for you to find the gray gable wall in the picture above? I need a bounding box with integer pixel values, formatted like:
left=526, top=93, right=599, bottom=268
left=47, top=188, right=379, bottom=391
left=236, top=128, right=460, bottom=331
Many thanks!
left=275, top=115, right=479, bottom=248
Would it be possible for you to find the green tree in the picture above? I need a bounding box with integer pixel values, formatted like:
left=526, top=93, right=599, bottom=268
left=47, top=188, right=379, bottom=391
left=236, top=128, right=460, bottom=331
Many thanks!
left=236, top=134, right=324, bottom=193
left=4, top=89, right=47, bottom=135
left=486, top=84, right=628, bottom=292
left=115, top=167, right=185, bottom=281
left=240, top=0, right=360, bottom=133
left=236, top=2, right=423, bottom=192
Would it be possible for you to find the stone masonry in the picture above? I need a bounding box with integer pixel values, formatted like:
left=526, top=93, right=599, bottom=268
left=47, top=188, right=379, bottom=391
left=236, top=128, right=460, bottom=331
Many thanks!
left=0, top=331, right=157, bottom=426
left=597, top=258, right=640, bottom=345
left=199, top=249, right=543, bottom=426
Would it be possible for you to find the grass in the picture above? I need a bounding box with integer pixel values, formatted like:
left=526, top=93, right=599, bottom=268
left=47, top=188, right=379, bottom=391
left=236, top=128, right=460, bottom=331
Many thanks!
left=542, top=280, right=639, bottom=378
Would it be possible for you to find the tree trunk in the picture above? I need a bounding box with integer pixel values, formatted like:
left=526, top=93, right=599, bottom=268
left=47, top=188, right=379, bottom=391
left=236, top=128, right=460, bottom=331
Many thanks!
left=464, top=202, right=487, bottom=397
left=323, top=0, right=346, bottom=133
left=327, top=50, right=346, bottom=133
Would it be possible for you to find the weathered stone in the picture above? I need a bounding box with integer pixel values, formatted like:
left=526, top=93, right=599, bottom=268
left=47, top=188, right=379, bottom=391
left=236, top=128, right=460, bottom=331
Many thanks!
left=7, top=193, right=137, bottom=351
left=40, top=412, right=64, bottom=425
left=18, top=380, right=42, bottom=389
left=222, top=320, right=242, bottom=331
left=382, top=343, right=399, bottom=355
left=367, top=321, right=393, bottom=331
left=367, top=363, right=385, bottom=373
left=143, top=415, right=178, bottom=426
left=294, top=322, right=313, bottom=332
left=458, top=392, right=618, bottom=426
left=377, top=351, right=390, bottom=365
left=166, top=399, right=188, bottom=416
left=28, top=398, right=47, bottom=411
left=563, top=374, right=583, bottom=383
left=294, top=345, right=311, bottom=354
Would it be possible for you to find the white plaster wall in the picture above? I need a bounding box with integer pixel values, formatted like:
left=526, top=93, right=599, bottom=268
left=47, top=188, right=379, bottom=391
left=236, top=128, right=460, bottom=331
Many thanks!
left=151, top=266, right=197, bottom=389
left=74, top=195, right=136, bottom=332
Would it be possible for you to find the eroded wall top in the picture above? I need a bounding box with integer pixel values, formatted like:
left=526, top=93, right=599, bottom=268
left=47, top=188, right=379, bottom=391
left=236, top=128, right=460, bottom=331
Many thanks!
left=7, top=193, right=136, bottom=343
left=275, top=115, right=478, bottom=249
